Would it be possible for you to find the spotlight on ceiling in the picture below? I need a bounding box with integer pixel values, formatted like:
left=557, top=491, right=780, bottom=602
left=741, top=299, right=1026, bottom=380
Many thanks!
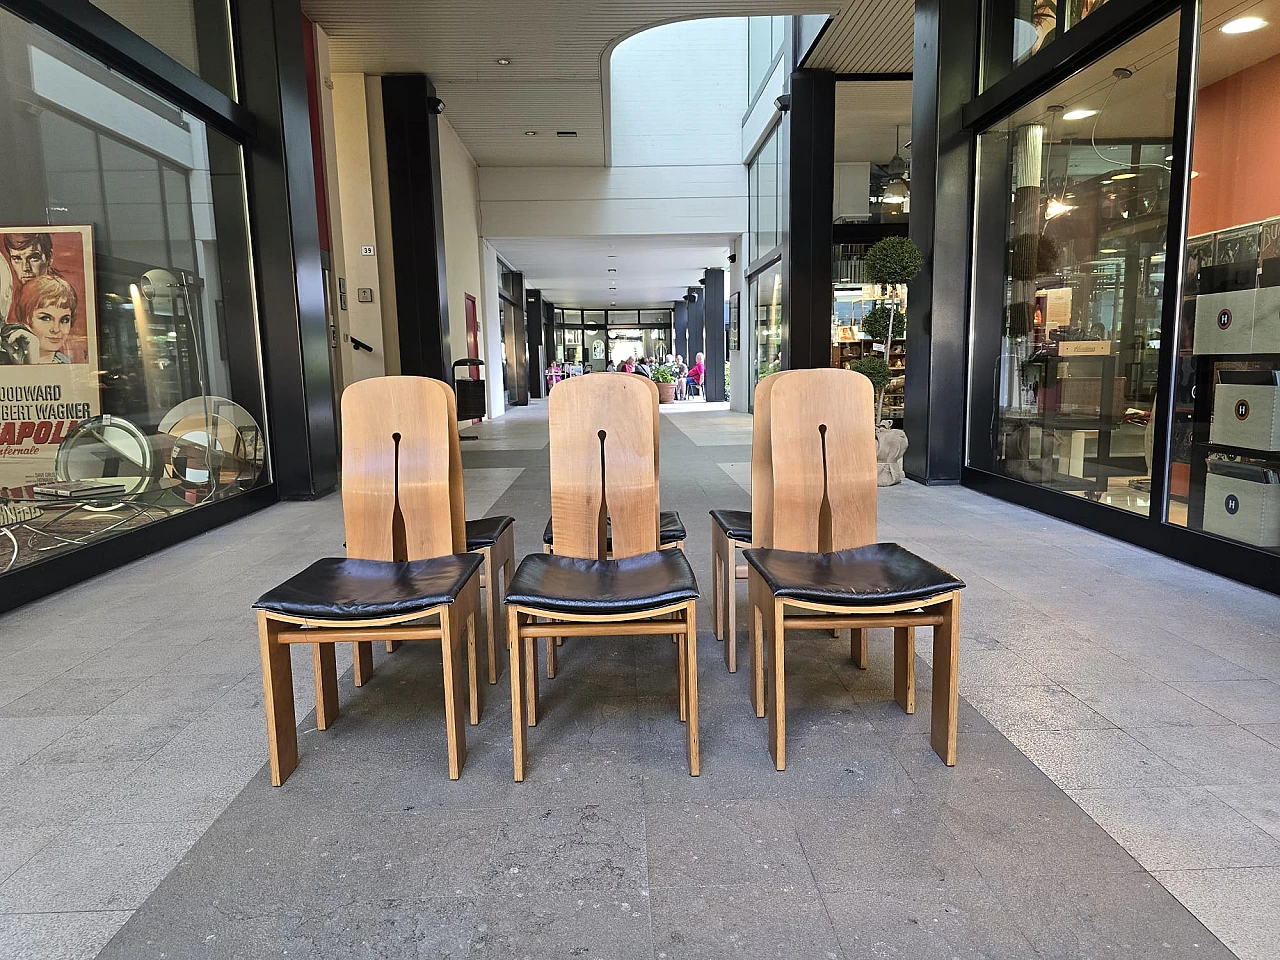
left=524, top=130, right=537, bottom=136
left=496, top=58, right=511, bottom=65
left=1222, top=16, right=1267, bottom=33
left=1062, top=108, right=1097, bottom=121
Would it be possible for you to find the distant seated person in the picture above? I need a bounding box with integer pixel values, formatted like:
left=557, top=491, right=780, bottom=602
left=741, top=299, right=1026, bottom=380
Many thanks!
left=687, top=352, right=705, bottom=396
left=606, top=360, right=617, bottom=372
left=635, top=356, right=652, bottom=378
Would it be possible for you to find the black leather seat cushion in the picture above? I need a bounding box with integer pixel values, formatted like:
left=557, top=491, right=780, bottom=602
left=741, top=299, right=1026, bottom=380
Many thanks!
left=710, top=508, right=752, bottom=542
left=505, top=549, right=699, bottom=615
left=254, top=554, right=484, bottom=620
left=542, top=510, right=686, bottom=548
left=465, top=515, right=514, bottom=551
left=743, top=543, right=964, bottom=606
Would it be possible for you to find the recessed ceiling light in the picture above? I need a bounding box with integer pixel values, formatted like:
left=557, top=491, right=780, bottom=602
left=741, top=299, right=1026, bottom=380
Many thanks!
left=1062, top=108, right=1097, bottom=121
left=524, top=130, right=537, bottom=136
left=610, top=302, right=617, bottom=306
left=1100, top=248, right=1120, bottom=254
left=1101, top=179, right=1114, bottom=185
left=1165, top=154, right=1174, bottom=161
left=1191, top=170, right=1200, bottom=178
left=496, top=58, right=511, bottom=65
left=1222, top=16, right=1267, bottom=33
left=1112, top=172, right=1138, bottom=180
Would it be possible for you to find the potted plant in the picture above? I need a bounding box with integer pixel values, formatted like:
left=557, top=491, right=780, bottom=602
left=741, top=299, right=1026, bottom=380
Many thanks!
left=860, top=236, right=923, bottom=485
left=652, top=363, right=677, bottom=404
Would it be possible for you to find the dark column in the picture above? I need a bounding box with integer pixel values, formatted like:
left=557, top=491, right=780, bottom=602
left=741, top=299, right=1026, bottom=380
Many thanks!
left=904, top=0, right=979, bottom=484
left=687, top=287, right=705, bottom=360
left=782, top=68, right=835, bottom=370
left=239, top=0, right=337, bottom=498
left=381, top=73, right=452, bottom=383
left=702, top=268, right=727, bottom=402
left=674, top=299, right=689, bottom=359
left=525, top=288, right=544, bottom=398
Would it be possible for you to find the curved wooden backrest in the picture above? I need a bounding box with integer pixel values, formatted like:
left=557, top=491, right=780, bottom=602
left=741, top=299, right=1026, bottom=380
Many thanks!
left=549, top=373, right=660, bottom=559
left=765, top=368, right=877, bottom=553
left=750, top=372, right=781, bottom=548
left=341, top=376, right=465, bottom=562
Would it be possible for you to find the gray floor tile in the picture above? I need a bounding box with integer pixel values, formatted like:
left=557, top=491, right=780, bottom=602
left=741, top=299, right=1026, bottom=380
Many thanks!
left=0, top=911, right=131, bottom=960
left=99, top=671, right=247, bottom=718
left=30, top=714, right=192, bottom=764
left=644, top=799, right=809, bottom=888
left=0, top=717, right=87, bottom=768
left=76, top=756, right=259, bottom=825
left=0, top=826, right=62, bottom=885
left=1006, top=728, right=1191, bottom=789
left=1155, top=867, right=1280, bottom=960
left=649, top=879, right=845, bottom=960
left=963, top=683, right=1113, bottom=732
left=1064, top=680, right=1236, bottom=729
left=0, top=821, right=206, bottom=912
left=0, top=762, right=141, bottom=827
left=0, top=678, right=139, bottom=718
left=1128, top=724, right=1280, bottom=785
left=1247, top=722, right=1280, bottom=748
left=1208, top=784, right=1280, bottom=843
left=1068, top=785, right=1280, bottom=870
left=1173, top=680, right=1280, bottom=725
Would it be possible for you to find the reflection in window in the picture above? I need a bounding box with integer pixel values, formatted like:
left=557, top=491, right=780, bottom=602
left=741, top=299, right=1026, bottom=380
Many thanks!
left=984, top=0, right=1114, bottom=89
left=970, top=13, right=1179, bottom=517
left=90, top=0, right=237, bottom=99
left=753, top=263, right=784, bottom=390
left=1168, top=2, right=1280, bottom=554
left=749, top=123, right=783, bottom=264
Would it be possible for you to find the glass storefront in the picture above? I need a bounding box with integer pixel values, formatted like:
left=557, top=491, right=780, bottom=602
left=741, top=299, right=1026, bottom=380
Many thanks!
left=970, top=13, right=1179, bottom=517
left=749, top=123, right=784, bottom=266
left=752, top=261, right=783, bottom=386
left=1167, top=0, right=1280, bottom=555
left=0, top=6, right=267, bottom=577
left=89, top=0, right=238, bottom=99
left=747, top=16, right=786, bottom=101
left=983, top=0, right=1121, bottom=89
left=550, top=308, right=673, bottom=373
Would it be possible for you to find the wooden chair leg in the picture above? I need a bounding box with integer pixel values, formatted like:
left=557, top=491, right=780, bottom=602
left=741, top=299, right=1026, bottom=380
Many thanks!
left=440, top=603, right=468, bottom=780
left=257, top=612, right=298, bottom=786
left=312, top=642, right=339, bottom=730
left=507, top=608, right=526, bottom=782
left=748, top=570, right=767, bottom=717
left=930, top=592, right=961, bottom=766
left=466, top=606, right=481, bottom=726
left=546, top=624, right=558, bottom=679
left=725, top=546, right=737, bottom=670
left=711, top=544, right=723, bottom=642
left=767, top=598, right=787, bottom=771
left=684, top=603, right=700, bottom=777
left=385, top=640, right=401, bottom=654
left=524, top=633, right=540, bottom=727
left=481, top=546, right=499, bottom=685
left=353, top=641, right=374, bottom=687
left=850, top=628, right=868, bottom=670
left=677, top=618, right=688, bottom=723
left=894, top=626, right=916, bottom=714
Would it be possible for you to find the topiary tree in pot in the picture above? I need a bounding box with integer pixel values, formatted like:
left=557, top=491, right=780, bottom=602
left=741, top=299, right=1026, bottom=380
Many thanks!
left=861, top=236, right=923, bottom=485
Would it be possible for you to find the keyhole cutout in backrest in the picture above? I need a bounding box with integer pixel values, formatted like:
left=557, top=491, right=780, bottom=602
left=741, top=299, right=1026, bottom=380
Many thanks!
left=817, top=424, right=833, bottom=553
left=765, top=369, right=877, bottom=553
left=341, top=377, right=459, bottom=562
left=596, top=429, right=609, bottom=560
left=391, top=432, right=408, bottom=562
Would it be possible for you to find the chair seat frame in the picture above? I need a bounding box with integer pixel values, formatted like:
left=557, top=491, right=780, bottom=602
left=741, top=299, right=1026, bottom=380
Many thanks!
left=747, top=572, right=961, bottom=770
left=257, top=573, right=483, bottom=785
left=505, top=598, right=699, bottom=781
left=710, top=519, right=750, bottom=671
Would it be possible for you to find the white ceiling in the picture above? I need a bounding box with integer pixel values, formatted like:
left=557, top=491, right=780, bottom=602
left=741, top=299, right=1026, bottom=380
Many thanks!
left=489, top=235, right=735, bottom=308
left=302, top=0, right=839, bottom=167
left=835, top=80, right=912, bottom=164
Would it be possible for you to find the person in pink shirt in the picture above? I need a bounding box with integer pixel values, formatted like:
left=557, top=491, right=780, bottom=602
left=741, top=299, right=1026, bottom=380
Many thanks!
left=687, top=352, right=705, bottom=397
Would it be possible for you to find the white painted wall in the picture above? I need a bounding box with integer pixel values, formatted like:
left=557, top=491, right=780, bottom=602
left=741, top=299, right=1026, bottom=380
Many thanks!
left=480, top=165, right=747, bottom=239
left=480, top=241, right=506, bottom=420
left=330, top=72, right=388, bottom=384
left=439, top=117, right=486, bottom=374
left=609, top=18, right=749, bottom=167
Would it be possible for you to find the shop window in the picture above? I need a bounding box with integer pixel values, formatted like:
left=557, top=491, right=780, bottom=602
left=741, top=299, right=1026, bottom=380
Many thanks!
left=753, top=262, right=784, bottom=386
left=968, top=13, right=1179, bottom=517
left=90, top=0, right=237, bottom=99
left=1167, top=1, right=1280, bottom=555
left=747, top=16, right=786, bottom=102
left=749, top=123, right=783, bottom=264
left=0, top=10, right=267, bottom=575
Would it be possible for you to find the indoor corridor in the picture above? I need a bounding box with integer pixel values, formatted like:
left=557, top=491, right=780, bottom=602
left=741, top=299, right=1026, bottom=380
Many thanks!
left=0, top=403, right=1277, bottom=959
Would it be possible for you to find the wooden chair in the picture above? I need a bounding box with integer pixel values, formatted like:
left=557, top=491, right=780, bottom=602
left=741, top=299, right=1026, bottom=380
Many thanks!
left=503, top=373, right=700, bottom=781
left=710, top=509, right=750, bottom=670
left=253, top=376, right=484, bottom=785
left=744, top=369, right=965, bottom=770
left=465, top=516, right=516, bottom=684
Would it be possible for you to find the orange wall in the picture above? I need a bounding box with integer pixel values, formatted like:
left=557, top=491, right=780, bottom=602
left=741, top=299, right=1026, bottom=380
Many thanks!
left=1188, top=52, right=1280, bottom=237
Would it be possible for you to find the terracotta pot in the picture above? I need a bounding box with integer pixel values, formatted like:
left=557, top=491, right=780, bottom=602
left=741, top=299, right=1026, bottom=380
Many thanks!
left=657, top=382, right=676, bottom=404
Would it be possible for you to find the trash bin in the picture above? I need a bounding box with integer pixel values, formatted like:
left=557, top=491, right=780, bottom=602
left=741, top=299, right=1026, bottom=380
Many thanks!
left=452, top=358, right=487, bottom=423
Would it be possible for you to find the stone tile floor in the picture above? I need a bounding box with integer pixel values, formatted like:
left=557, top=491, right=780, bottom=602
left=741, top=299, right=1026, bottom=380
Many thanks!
left=0, top=401, right=1274, bottom=958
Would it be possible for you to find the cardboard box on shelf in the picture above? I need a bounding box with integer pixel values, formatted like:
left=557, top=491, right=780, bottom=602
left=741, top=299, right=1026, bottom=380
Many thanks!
left=1203, top=470, right=1280, bottom=548
left=1210, top=383, right=1280, bottom=452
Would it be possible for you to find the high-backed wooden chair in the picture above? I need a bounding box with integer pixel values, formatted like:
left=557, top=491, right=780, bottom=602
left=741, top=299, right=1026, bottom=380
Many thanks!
left=253, top=377, right=483, bottom=784
left=744, top=369, right=965, bottom=769
left=503, top=373, right=700, bottom=781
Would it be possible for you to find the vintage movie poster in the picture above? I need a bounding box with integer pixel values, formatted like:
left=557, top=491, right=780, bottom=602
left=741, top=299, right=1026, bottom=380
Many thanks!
left=0, top=225, right=101, bottom=497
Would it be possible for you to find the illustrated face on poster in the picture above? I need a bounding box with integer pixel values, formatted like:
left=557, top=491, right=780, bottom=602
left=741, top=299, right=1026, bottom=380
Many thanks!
left=0, top=225, right=101, bottom=497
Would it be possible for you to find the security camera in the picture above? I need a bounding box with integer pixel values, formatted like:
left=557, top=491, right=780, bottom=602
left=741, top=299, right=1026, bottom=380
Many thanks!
left=774, top=94, right=792, bottom=113
left=728, top=254, right=737, bottom=264
left=428, top=96, right=446, bottom=115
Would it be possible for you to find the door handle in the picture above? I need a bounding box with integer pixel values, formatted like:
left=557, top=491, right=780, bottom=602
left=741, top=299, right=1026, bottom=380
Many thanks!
left=350, top=337, right=374, bottom=353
